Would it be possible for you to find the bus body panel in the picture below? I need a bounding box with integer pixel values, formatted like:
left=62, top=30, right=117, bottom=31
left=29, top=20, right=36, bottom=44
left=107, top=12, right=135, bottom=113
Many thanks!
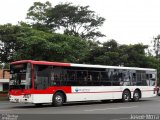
left=9, top=60, right=157, bottom=105
left=9, top=86, right=156, bottom=104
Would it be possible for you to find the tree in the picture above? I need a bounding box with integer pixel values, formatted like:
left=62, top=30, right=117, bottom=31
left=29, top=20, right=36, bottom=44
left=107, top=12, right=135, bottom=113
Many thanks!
left=26, top=2, right=106, bottom=40
left=119, top=44, right=149, bottom=67
left=0, top=24, right=23, bottom=63
left=153, top=35, right=160, bottom=86
left=0, top=24, right=89, bottom=63
left=83, top=40, right=153, bottom=68
left=26, top=1, right=54, bottom=32
left=83, top=40, right=120, bottom=65
left=153, top=35, right=160, bottom=60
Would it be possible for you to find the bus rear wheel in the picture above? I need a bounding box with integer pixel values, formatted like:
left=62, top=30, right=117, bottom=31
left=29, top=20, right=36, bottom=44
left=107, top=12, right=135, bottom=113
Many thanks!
left=52, top=92, right=64, bottom=107
left=132, top=90, right=140, bottom=102
left=122, top=90, right=131, bottom=102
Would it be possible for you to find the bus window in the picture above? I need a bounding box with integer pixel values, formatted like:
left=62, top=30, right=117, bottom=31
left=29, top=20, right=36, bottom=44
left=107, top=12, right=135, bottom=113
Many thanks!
left=67, top=70, right=78, bottom=86
left=141, top=73, right=147, bottom=86
left=100, top=71, right=112, bottom=86
left=112, top=69, right=119, bottom=81
left=34, top=65, right=51, bottom=89
left=150, top=74, right=156, bottom=86
left=50, top=67, right=65, bottom=86
left=146, top=74, right=150, bottom=86
left=119, top=70, right=131, bottom=86
left=88, top=71, right=100, bottom=86
left=112, top=69, right=120, bottom=86
left=67, top=70, right=76, bottom=81
left=101, top=72, right=109, bottom=81
left=77, top=71, right=87, bottom=86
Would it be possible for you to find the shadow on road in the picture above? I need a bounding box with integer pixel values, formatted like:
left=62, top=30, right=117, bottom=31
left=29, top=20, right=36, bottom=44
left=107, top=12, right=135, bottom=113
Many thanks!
left=9, top=99, right=152, bottom=109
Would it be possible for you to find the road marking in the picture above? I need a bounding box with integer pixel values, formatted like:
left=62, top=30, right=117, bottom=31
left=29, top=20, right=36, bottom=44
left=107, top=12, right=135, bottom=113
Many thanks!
left=84, top=106, right=138, bottom=112
left=0, top=110, right=10, bottom=111
left=0, top=108, right=28, bottom=112
left=110, top=118, right=129, bottom=120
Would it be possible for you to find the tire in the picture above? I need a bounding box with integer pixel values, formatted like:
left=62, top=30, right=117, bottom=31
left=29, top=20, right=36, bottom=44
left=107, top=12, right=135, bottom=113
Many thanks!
left=122, top=90, right=131, bottom=102
left=132, top=90, right=140, bottom=102
left=52, top=92, right=64, bottom=107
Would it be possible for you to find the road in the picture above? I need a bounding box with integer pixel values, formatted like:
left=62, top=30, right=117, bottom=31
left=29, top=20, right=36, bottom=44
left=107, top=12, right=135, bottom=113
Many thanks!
left=0, top=96, right=160, bottom=120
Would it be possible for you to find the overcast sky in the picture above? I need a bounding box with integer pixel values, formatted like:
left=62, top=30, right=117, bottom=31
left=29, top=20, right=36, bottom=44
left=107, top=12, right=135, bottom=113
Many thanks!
left=1, top=0, right=160, bottom=46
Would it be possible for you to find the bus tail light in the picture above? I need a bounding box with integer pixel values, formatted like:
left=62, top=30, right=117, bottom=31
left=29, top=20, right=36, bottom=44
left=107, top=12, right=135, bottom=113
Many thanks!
left=153, top=88, right=158, bottom=94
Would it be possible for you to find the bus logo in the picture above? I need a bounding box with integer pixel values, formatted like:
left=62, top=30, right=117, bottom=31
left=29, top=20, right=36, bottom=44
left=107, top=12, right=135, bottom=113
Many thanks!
left=75, top=88, right=79, bottom=92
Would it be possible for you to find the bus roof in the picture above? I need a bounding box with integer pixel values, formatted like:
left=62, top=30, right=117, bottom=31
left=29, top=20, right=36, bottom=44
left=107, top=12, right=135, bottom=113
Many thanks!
left=10, top=60, right=156, bottom=71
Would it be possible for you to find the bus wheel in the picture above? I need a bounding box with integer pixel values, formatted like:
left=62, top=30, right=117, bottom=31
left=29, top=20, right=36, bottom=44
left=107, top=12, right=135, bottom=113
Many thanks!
left=133, top=90, right=140, bottom=102
left=122, top=90, right=131, bottom=102
left=52, top=92, right=64, bottom=107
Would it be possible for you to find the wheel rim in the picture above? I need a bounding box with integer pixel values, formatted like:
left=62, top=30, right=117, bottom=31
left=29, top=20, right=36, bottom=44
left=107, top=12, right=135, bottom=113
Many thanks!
left=134, top=92, right=139, bottom=100
left=124, top=93, right=129, bottom=101
left=55, top=95, right=63, bottom=103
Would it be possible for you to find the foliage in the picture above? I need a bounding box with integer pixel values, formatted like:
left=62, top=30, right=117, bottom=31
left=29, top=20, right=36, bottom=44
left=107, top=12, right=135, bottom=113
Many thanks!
left=153, top=35, right=160, bottom=59
left=152, top=35, right=160, bottom=86
left=0, top=24, right=89, bottom=63
left=26, top=1, right=105, bottom=40
left=26, top=1, right=53, bottom=32
left=83, top=39, right=157, bottom=68
left=0, top=1, right=160, bottom=85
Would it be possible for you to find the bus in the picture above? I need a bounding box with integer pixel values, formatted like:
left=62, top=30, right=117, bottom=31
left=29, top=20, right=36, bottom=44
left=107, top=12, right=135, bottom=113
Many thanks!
left=9, top=60, right=157, bottom=106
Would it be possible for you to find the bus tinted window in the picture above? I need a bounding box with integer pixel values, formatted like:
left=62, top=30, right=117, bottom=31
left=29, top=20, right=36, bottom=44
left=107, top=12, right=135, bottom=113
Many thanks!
left=34, top=65, right=51, bottom=89
left=33, top=65, right=156, bottom=87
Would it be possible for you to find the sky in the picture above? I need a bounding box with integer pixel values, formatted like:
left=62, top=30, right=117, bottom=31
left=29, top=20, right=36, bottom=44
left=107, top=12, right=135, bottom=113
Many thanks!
left=0, top=0, right=160, bottom=46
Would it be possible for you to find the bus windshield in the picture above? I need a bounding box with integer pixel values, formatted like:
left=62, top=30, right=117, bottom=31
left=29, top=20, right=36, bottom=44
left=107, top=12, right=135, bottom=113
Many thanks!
left=9, top=63, right=32, bottom=89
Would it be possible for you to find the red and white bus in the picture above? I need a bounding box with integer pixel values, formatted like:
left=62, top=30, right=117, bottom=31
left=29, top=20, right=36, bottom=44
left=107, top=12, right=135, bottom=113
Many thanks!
left=9, top=60, right=157, bottom=106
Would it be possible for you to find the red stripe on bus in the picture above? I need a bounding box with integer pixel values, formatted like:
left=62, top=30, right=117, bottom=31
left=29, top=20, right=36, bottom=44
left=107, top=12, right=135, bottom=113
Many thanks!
left=11, top=60, right=71, bottom=67
left=9, top=86, right=72, bottom=96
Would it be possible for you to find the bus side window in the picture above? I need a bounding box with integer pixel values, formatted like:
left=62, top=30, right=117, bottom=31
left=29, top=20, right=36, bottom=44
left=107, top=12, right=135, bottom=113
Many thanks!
left=34, top=65, right=51, bottom=90
left=100, top=71, right=112, bottom=86
left=88, top=71, right=100, bottom=86
left=131, top=73, right=136, bottom=86
left=67, top=70, right=77, bottom=86
left=150, top=74, right=156, bottom=86
left=77, top=71, right=87, bottom=85
left=146, top=74, right=150, bottom=86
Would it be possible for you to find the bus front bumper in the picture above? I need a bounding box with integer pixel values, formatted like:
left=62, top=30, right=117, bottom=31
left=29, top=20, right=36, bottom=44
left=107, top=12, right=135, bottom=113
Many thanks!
left=9, top=95, right=32, bottom=103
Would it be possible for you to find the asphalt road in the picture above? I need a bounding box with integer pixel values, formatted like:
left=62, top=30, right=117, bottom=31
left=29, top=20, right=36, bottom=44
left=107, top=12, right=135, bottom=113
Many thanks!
left=0, top=96, right=160, bottom=120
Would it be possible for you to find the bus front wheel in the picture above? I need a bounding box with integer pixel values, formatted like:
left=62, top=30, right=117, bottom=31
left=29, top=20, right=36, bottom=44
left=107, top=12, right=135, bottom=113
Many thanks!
left=52, top=92, right=64, bottom=107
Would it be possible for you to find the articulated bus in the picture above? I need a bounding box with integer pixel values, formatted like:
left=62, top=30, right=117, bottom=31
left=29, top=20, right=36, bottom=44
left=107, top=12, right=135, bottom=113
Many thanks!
left=9, top=60, right=157, bottom=106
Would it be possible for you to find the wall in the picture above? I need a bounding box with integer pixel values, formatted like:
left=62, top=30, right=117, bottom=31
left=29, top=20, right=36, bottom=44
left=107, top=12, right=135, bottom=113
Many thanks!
left=0, top=69, right=10, bottom=79
left=0, top=83, right=3, bottom=91
left=0, top=69, right=9, bottom=91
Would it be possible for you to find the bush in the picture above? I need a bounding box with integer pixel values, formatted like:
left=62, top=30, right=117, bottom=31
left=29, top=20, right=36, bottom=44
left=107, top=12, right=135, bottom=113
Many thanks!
left=0, top=91, right=8, bottom=100
left=0, top=91, right=8, bottom=94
